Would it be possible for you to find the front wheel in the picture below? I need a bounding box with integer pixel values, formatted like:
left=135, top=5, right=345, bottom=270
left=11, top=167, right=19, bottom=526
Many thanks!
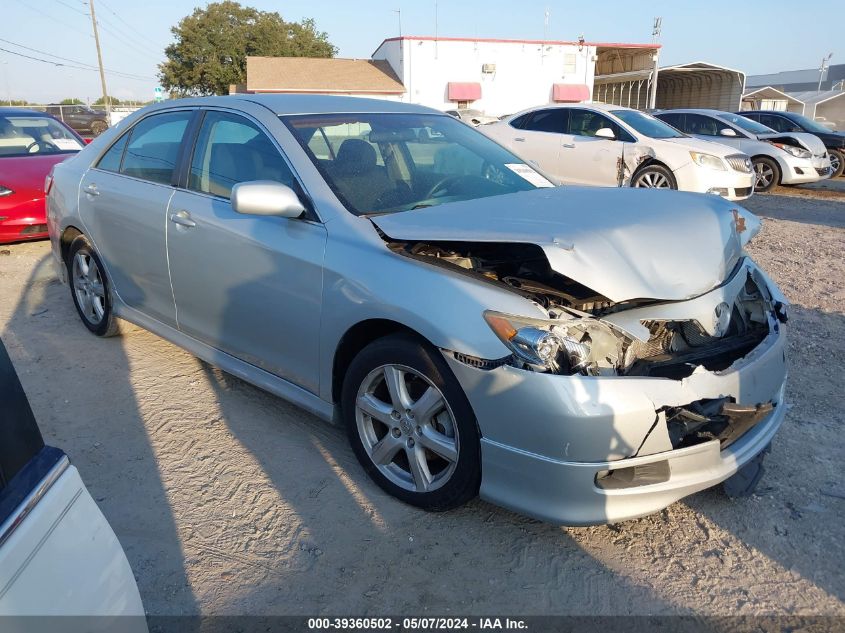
left=828, top=149, right=844, bottom=179
left=67, top=236, right=122, bottom=337
left=752, top=156, right=781, bottom=192
left=631, top=164, right=677, bottom=190
left=90, top=120, right=108, bottom=136
left=342, top=334, right=481, bottom=511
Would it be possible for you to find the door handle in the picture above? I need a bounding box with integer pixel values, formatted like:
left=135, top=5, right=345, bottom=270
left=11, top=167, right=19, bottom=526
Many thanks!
left=562, top=143, right=576, bottom=149
left=170, top=211, right=196, bottom=228
left=83, top=183, right=99, bottom=196
left=514, top=137, right=526, bottom=142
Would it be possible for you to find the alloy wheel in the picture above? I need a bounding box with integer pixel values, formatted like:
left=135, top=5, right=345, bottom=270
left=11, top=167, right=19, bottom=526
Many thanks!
left=830, top=152, right=841, bottom=176
left=355, top=364, right=459, bottom=493
left=72, top=251, right=106, bottom=325
left=633, top=170, right=671, bottom=188
left=754, top=162, right=775, bottom=189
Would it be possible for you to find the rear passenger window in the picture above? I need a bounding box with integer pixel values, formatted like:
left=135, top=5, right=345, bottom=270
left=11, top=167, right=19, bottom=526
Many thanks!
left=657, top=112, right=684, bottom=129
left=188, top=111, right=294, bottom=199
left=523, top=109, right=568, bottom=133
left=683, top=114, right=721, bottom=136
left=120, top=111, right=191, bottom=185
left=96, top=133, right=129, bottom=172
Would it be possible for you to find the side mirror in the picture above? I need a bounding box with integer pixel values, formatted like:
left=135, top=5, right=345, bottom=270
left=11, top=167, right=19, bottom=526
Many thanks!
left=594, top=127, right=616, bottom=140
left=719, top=128, right=738, bottom=137
left=231, top=181, right=306, bottom=218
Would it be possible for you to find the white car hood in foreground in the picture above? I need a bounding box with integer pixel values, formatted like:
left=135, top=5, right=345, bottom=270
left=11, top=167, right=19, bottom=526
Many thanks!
left=373, top=187, right=756, bottom=303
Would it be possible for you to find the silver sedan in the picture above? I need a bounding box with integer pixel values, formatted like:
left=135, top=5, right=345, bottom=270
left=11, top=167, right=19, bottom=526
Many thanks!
left=46, top=95, right=788, bottom=525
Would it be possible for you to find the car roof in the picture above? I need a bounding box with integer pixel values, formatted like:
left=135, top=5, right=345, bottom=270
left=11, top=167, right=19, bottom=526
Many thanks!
left=0, top=108, right=55, bottom=117
left=141, top=94, right=445, bottom=117
left=656, top=108, right=733, bottom=117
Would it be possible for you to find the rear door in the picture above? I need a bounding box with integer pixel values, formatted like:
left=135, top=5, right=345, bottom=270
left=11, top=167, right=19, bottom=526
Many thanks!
left=166, top=109, right=327, bottom=393
left=78, top=109, right=194, bottom=326
left=509, top=108, right=569, bottom=179
left=559, top=108, right=627, bottom=186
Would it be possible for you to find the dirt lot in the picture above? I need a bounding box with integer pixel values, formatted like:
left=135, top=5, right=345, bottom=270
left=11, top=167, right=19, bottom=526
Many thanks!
left=1, top=190, right=844, bottom=619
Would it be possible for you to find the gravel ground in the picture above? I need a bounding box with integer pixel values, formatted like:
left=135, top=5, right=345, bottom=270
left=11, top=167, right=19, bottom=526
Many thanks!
left=0, top=191, right=843, bottom=619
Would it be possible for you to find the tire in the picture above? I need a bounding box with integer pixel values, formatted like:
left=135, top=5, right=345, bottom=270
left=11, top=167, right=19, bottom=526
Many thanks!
left=341, top=333, right=481, bottom=511
left=828, top=149, right=844, bottom=179
left=752, top=156, right=780, bottom=193
left=67, top=235, right=122, bottom=337
left=91, top=120, right=108, bottom=136
left=631, top=164, right=677, bottom=190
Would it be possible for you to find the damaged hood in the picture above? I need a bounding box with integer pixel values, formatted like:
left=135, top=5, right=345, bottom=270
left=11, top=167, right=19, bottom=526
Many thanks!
left=373, top=187, right=753, bottom=303
left=756, top=131, right=828, bottom=155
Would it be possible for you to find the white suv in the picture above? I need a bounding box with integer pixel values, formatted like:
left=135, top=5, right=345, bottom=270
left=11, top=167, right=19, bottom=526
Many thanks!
left=481, top=103, right=755, bottom=200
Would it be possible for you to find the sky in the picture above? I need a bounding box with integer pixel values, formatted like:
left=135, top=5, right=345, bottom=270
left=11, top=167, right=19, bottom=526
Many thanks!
left=2, top=0, right=843, bottom=104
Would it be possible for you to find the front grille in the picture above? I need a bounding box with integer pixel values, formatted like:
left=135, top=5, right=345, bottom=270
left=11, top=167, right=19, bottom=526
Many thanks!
left=20, top=224, right=47, bottom=235
left=726, top=154, right=752, bottom=173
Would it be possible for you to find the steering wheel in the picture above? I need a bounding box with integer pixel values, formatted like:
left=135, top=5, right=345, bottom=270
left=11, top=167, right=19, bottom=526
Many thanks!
left=26, top=140, right=58, bottom=154
left=423, top=175, right=465, bottom=200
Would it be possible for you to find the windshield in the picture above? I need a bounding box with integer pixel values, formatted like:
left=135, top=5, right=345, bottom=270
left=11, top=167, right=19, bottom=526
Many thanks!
left=610, top=110, right=685, bottom=139
left=0, top=115, right=83, bottom=157
left=283, top=113, right=553, bottom=215
left=722, top=113, right=774, bottom=135
left=783, top=112, right=833, bottom=135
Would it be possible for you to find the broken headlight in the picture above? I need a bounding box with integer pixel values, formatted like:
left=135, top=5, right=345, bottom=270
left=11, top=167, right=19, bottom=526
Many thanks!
left=483, top=310, right=630, bottom=374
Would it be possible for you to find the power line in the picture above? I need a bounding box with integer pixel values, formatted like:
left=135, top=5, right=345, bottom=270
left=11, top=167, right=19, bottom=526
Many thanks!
left=97, top=0, right=168, bottom=50
left=0, top=45, right=153, bottom=82
left=52, top=0, right=89, bottom=17
left=0, top=37, right=153, bottom=80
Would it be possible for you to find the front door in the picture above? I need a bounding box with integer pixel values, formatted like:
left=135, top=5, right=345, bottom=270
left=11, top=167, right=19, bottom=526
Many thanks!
left=78, top=109, right=193, bottom=326
left=558, top=109, right=627, bottom=186
left=165, top=110, right=327, bottom=393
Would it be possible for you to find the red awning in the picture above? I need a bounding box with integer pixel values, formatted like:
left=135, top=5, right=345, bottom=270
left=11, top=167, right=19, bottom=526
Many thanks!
left=553, top=83, right=590, bottom=102
left=447, top=82, right=482, bottom=101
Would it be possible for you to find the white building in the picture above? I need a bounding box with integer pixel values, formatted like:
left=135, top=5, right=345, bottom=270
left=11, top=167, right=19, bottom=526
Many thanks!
left=236, top=36, right=661, bottom=117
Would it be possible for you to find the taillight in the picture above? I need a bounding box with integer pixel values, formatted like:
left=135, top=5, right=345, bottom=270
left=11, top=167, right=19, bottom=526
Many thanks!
left=44, top=169, right=54, bottom=195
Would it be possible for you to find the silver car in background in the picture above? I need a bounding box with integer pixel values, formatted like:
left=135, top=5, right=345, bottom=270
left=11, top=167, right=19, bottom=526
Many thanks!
left=47, top=95, right=788, bottom=525
left=655, top=109, right=832, bottom=192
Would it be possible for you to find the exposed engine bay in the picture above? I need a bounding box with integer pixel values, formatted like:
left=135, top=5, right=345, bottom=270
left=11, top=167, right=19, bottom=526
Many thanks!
left=387, top=239, right=780, bottom=381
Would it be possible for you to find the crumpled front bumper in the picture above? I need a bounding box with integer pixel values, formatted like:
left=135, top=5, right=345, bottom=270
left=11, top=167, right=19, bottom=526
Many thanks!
left=445, top=261, right=788, bottom=525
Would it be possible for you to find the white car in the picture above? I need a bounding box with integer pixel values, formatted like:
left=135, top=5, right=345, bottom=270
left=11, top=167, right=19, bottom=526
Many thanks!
left=445, top=108, right=500, bottom=126
left=481, top=103, right=756, bottom=200
left=0, top=338, right=145, bottom=627
left=654, top=109, right=832, bottom=192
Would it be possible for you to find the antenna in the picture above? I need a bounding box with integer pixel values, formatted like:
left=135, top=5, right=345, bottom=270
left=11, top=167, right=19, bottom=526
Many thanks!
left=818, top=52, right=834, bottom=91
left=393, top=8, right=402, bottom=37
left=648, top=17, right=662, bottom=109
left=434, top=0, right=438, bottom=59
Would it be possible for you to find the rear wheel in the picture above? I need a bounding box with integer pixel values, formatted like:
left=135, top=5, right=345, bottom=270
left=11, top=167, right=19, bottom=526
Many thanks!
left=752, top=156, right=780, bottom=192
left=91, top=120, right=108, bottom=136
left=828, top=149, right=844, bottom=179
left=342, top=334, right=481, bottom=511
left=67, top=236, right=121, bottom=337
left=631, top=164, right=677, bottom=190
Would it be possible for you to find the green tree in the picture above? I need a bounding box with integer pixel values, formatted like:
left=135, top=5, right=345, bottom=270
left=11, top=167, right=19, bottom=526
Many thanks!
left=59, top=98, right=84, bottom=105
left=93, top=96, right=121, bottom=106
left=159, top=1, right=336, bottom=96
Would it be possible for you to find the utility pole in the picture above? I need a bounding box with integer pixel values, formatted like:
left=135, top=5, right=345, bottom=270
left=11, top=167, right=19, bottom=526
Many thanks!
left=818, top=53, right=833, bottom=91
left=88, top=0, right=111, bottom=122
left=648, top=17, right=662, bottom=109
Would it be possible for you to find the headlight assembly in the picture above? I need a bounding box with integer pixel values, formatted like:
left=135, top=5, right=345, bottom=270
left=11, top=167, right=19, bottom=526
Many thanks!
left=689, top=151, right=727, bottom=171
left=771, top=143, right=811, bottom=159
left=483, top=310, right=630, bottom=375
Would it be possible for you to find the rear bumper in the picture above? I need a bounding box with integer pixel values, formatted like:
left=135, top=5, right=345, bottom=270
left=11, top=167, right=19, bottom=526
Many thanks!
left=0, top=199, right=48, bottom=244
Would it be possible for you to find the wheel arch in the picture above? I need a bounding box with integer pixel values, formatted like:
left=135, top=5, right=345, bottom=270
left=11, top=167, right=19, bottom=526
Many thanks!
left=60, top=225, right=84, bottom=265
left=331, top=319, right=431, bottom=404
left=630, top=159, right=677, bottom=188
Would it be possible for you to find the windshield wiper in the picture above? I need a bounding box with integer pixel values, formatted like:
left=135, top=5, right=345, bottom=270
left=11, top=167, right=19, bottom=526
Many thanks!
left=411, top=203, right=433, bottom=210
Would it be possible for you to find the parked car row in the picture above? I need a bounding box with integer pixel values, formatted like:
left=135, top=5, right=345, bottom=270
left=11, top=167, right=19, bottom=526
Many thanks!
left=477, top=103, right=835, bottom=197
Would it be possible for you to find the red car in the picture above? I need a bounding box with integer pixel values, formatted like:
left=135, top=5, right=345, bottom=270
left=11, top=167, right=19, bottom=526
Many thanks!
left=0, top=109, right=86, bottom=244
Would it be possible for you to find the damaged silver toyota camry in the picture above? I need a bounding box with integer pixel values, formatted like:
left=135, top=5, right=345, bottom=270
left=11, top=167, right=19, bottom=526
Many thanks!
left=46, top=95, right=788, bottom=525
